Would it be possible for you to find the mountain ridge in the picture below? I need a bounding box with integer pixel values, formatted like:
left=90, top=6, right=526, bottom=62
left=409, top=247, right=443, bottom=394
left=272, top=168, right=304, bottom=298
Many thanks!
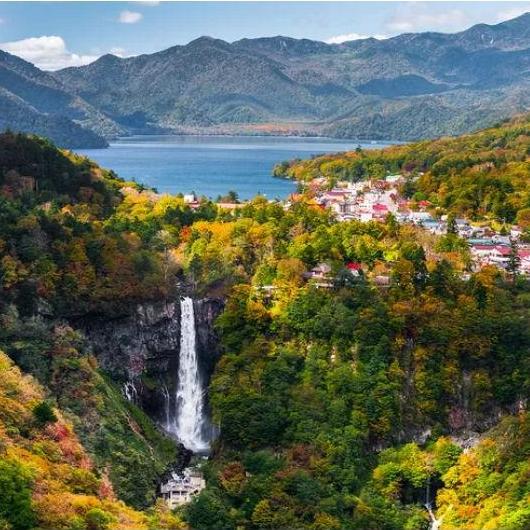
left=0, top=12, right=529, bottom=145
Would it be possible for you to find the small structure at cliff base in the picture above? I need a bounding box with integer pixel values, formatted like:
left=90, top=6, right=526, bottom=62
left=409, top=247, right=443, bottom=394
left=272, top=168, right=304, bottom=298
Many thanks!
left=160, top=467, right=206, bottom=508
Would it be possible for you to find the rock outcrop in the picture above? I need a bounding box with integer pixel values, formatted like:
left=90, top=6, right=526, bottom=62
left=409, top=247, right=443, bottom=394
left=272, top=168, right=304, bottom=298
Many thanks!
left=75, top=297, right=224, bottom=424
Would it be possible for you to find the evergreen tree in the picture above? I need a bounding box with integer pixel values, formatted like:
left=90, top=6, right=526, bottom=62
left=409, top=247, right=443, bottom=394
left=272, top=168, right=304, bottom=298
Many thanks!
left=446, top=214, right=457, bottom=235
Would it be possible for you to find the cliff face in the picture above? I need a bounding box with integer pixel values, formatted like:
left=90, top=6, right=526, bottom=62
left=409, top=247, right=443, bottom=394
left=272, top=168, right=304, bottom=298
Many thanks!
left=76, top=297, right=224, bottom=424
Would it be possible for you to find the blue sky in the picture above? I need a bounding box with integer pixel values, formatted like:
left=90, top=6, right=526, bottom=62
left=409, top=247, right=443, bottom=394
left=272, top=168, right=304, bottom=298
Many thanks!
left=1, top=1, right=529, bottom=70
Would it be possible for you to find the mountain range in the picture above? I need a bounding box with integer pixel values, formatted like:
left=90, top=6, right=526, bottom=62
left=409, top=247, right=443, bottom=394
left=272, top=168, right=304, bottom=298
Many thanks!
left=1, top=12, right=529, bottom=147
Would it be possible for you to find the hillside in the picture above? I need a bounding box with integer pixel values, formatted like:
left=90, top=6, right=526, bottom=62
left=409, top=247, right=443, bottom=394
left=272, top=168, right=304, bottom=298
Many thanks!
left=0, top=132, right=193, bottom=528
left=0, top=124, right=528, bottom=530
left=0, top=349, right=149, bottom=530
left=0, top=51, right=119, bottom=148
left=0, top=13, right=528, bottom=145
left=52, top=13, right=530, bottom=141
left=274, top=113, right=530, bottom=223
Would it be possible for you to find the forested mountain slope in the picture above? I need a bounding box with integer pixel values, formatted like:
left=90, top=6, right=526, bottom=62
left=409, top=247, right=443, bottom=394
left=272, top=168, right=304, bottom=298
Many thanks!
left=1, top=13, right=529, bottom=144
left=0, top=120, right=528, bottom=530
left=53, top=13, right=530, bottom=140
left=0, top=51, right=119, bottom=148
left=0, top=133, right=194, bottom=529
left=0, top=349, right=149, bottom=529
left=183, top=201, right=529, bottom=529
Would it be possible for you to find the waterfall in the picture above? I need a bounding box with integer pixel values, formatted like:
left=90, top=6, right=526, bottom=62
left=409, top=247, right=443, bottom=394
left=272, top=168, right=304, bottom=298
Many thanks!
left=123, top=381, right=138, bottom=403
left=165, top=297, right=209, bottom=453
left=161, top=384, right=171, bottom=429
left=425, top=478, right=444, bottom=530
left=425, top=503, right=443, bottom=530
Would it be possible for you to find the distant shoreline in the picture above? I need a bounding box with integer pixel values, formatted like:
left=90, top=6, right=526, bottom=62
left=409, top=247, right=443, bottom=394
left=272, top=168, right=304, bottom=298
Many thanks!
left=92, top=133, right=401, bottom=150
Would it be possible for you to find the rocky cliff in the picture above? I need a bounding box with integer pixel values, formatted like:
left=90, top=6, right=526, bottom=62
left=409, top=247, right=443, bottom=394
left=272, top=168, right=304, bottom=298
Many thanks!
left=75, top=296, right=224, bottom=425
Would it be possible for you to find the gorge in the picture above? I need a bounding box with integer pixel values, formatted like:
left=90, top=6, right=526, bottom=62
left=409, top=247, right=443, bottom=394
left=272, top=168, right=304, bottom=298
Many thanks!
left=0, top=118, right=528, bottom=529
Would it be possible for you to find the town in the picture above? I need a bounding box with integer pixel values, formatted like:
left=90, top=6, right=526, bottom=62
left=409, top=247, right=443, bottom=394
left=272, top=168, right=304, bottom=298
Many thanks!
left=183, top=172, right=530, bottom=286
left=296, top=174, right=530, bottom=280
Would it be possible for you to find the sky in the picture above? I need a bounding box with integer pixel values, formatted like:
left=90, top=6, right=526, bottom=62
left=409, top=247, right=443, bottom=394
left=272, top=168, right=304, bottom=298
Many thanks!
left=0, top=1, right=529, bottom=70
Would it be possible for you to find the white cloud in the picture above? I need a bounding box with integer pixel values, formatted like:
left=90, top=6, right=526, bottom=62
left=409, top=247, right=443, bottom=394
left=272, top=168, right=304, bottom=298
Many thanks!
left=384, top=4, right=530, bottom=36
left=495, top=5, right=530, bottom=23
left=135, top=1, right=160, bottom=6
left=325, top=32, right=387, bottom=44
left=0, top=35, right=98, bottom=70
left=386, top=8, right=469, bottom=34
left=119, top=10, right=143, bottom=24
left=109, top=47, right=125, bottom=57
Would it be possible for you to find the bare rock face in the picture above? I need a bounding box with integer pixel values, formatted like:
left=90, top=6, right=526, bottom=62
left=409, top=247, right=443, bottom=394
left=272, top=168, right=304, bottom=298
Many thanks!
left=76, top=297, right=224, bottom=423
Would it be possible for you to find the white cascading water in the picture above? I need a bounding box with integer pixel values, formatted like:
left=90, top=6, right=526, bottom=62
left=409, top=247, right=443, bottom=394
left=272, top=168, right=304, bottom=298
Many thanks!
left=166, top=297, right=209, bottom=453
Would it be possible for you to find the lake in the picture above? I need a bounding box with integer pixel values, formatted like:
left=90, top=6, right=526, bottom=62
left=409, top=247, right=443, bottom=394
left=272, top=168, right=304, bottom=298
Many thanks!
left=78, top=135, right=393, bottom=200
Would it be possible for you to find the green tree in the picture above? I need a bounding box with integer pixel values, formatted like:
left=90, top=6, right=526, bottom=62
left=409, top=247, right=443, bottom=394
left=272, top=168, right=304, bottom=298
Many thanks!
left=32, top=401, right=57, bottom=426
left=85, top=508, right=114, bottom=530
left=446, top=214, right=457, bottom=235
left=0, top=459, right=35, bottom=530
left=506, top=237, right=521, bottom=282
left=186, top=490, right=234, bottom=530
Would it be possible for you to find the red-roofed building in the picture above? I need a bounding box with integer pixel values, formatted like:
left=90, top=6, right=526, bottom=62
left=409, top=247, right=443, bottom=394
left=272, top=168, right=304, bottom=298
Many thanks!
left=471, top=244, right=511, bottom=269
left=346, top=262, right=363, bottom=276
left=372, top=203, right=389, bottom=220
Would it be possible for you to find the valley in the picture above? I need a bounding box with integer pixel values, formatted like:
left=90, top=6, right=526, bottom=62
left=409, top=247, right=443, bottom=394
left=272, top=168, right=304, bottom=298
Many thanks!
left=0, top=114, right=528, bottom=529
left=0, top=5, right=529, bottom=528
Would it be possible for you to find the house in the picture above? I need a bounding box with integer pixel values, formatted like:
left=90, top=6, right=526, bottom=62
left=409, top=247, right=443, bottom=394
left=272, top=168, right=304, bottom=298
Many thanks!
left=385, top=174, right=403, bottom=184
left=304, top=263, right=333, bottom=287
left=346, top=262, right=363, bottom=276
left=422, top=219, right=446, bottom=235
left=409, top=211, right=433, bottom=223
left=160, top=468, right=206, bottom=508
left=488, top=245, right=511, bottom=267
left=470, top=244, right=497, bottom=260
left=305, top=263, right=332, bottom=280
left=358, top=209, right=374, bottom=222
left=492, top=234, right=511, bottom=245
left=372, top=203, right=389, bottom=220
left=470, top=244, right=512, bottom=269
left=374, top=275, right=391, bottom=287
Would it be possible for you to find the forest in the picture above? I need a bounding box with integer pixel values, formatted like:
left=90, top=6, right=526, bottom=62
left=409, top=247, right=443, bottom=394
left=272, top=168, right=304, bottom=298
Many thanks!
left=0, top=116, right=528, bottom=530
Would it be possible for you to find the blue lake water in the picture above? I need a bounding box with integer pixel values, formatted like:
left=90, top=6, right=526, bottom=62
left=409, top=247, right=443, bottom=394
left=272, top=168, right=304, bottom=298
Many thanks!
left=78, top=135, right=393, bottom=200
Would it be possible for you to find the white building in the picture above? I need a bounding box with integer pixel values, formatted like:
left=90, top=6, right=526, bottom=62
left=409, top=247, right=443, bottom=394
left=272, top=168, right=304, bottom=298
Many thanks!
left=160, top=468, right=206, bottom=508
left=385, top=174, right=404, bottom=184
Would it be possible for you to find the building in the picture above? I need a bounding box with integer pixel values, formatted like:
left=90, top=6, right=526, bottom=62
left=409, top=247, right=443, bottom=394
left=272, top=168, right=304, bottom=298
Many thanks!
left=160, top=468, right=206, bottom=508
left=346, top=262, right=363, bottom=276
left=385, top=174, right=403, bottom=184
left=520, top=250, right=530, bottom=275
left=304, top=263, right=333, bottom=287
left=374, top=275, right=391, bottom=287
